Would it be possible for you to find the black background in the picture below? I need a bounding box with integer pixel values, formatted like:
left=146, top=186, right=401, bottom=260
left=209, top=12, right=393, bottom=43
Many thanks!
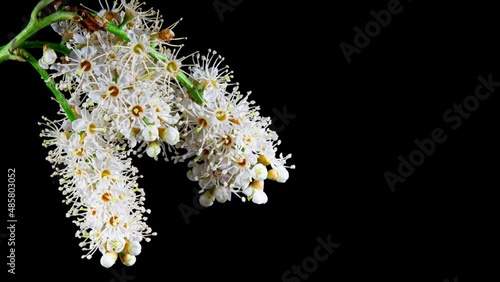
left=1, top=0, right=499, bottom=281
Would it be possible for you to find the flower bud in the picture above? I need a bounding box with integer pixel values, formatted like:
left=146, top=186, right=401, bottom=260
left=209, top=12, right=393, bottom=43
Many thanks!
left=125, top=241, right=142, bottom=256
left=160, top=126, right=180, bottom=145
left=119, top=253, right=136, bottom=266
left=268, top=166, right=289, bottom=183
left=146, top=141, right=161, bottom=158
left=199, top=190, right=215, bottom=207
left=100, top=252, right=118, bottom=268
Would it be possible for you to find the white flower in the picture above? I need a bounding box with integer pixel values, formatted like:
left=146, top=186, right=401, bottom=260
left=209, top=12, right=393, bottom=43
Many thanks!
left=51, top=45, right=107, bottom=79
left=51, top=21, right=86, bottom=44
left=142, top=125, right=159, bottom=142
left=251, top=163, right=268, bottom=181
left=39, top=46, right=57, bottom=69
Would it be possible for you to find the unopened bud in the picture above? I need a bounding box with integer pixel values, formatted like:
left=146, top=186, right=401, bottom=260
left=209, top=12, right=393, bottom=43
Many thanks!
left=119, top=252, right=136, bottom=266
left=100, top=252, right=118, bottom=268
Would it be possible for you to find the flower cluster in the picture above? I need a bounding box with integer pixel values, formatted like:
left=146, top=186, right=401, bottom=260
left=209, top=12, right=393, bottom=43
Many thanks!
left=38, top=0, right=293, bottom=267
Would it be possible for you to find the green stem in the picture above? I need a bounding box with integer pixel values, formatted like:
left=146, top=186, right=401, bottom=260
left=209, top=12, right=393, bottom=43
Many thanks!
left=105, top=22, right=205, bottom=104
left=0, top=10, right=77, bottom=63
left=106, top=23, right=130, bottom=43
left=31, top=0, right=56, bottom=22
left=19, top=48, right=77, bottom=121
left=21, top=41, right=72, bottom=56
left=176, top=71, right=205, bottom=104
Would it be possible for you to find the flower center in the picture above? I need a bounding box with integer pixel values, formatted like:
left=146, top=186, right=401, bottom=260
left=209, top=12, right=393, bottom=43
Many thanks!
left=166, top=61, right=179, bottom=75
left=101, top=169, right=111, bottom=179
left=133, top=43, right=146, bottom=55
left=222, top=135, right=233, bottom=147
left=101, top=192, right=112, bottom=202
left=215, top=109, right=227, bottom=121
left=131, top=105, right=144, bottom=117
left=198, top=118, right=208, bottom=128
left=108, top=85, right=120, bottom=97
left=80, top=60, right=92, bottom=72
left=237, top=158, right=247, bottom=167
left=75, top=147, right=85, bottom=157
left=109, top=215, right=120, bottom=227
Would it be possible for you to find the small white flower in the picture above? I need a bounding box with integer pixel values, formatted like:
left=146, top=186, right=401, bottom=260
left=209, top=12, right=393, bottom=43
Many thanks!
left=39, top=46, right=57, bottom=69
left=106, top=238, right=126, bottom=253
left=251, top=163, right=268, bottom=181
left=142, top=125, right=159, bottom=142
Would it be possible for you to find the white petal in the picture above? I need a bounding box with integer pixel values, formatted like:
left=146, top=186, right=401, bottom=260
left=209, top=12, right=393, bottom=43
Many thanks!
left=214, top=187, right=229, bottom=203
left=72, top=119, right=87, bottom=132
left=142, top=125, right=159, bottom=142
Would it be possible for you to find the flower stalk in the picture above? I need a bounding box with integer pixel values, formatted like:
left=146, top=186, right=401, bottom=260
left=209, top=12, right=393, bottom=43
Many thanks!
left=0, top=9, right=77, bottom=63
left=18, top=48, right=77, bottom=121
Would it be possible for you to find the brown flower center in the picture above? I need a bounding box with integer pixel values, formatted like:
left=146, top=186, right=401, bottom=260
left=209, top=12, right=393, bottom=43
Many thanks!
left=131, top=105, right=144, bottom=117
left=80, top=60, right=92, bottom=72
